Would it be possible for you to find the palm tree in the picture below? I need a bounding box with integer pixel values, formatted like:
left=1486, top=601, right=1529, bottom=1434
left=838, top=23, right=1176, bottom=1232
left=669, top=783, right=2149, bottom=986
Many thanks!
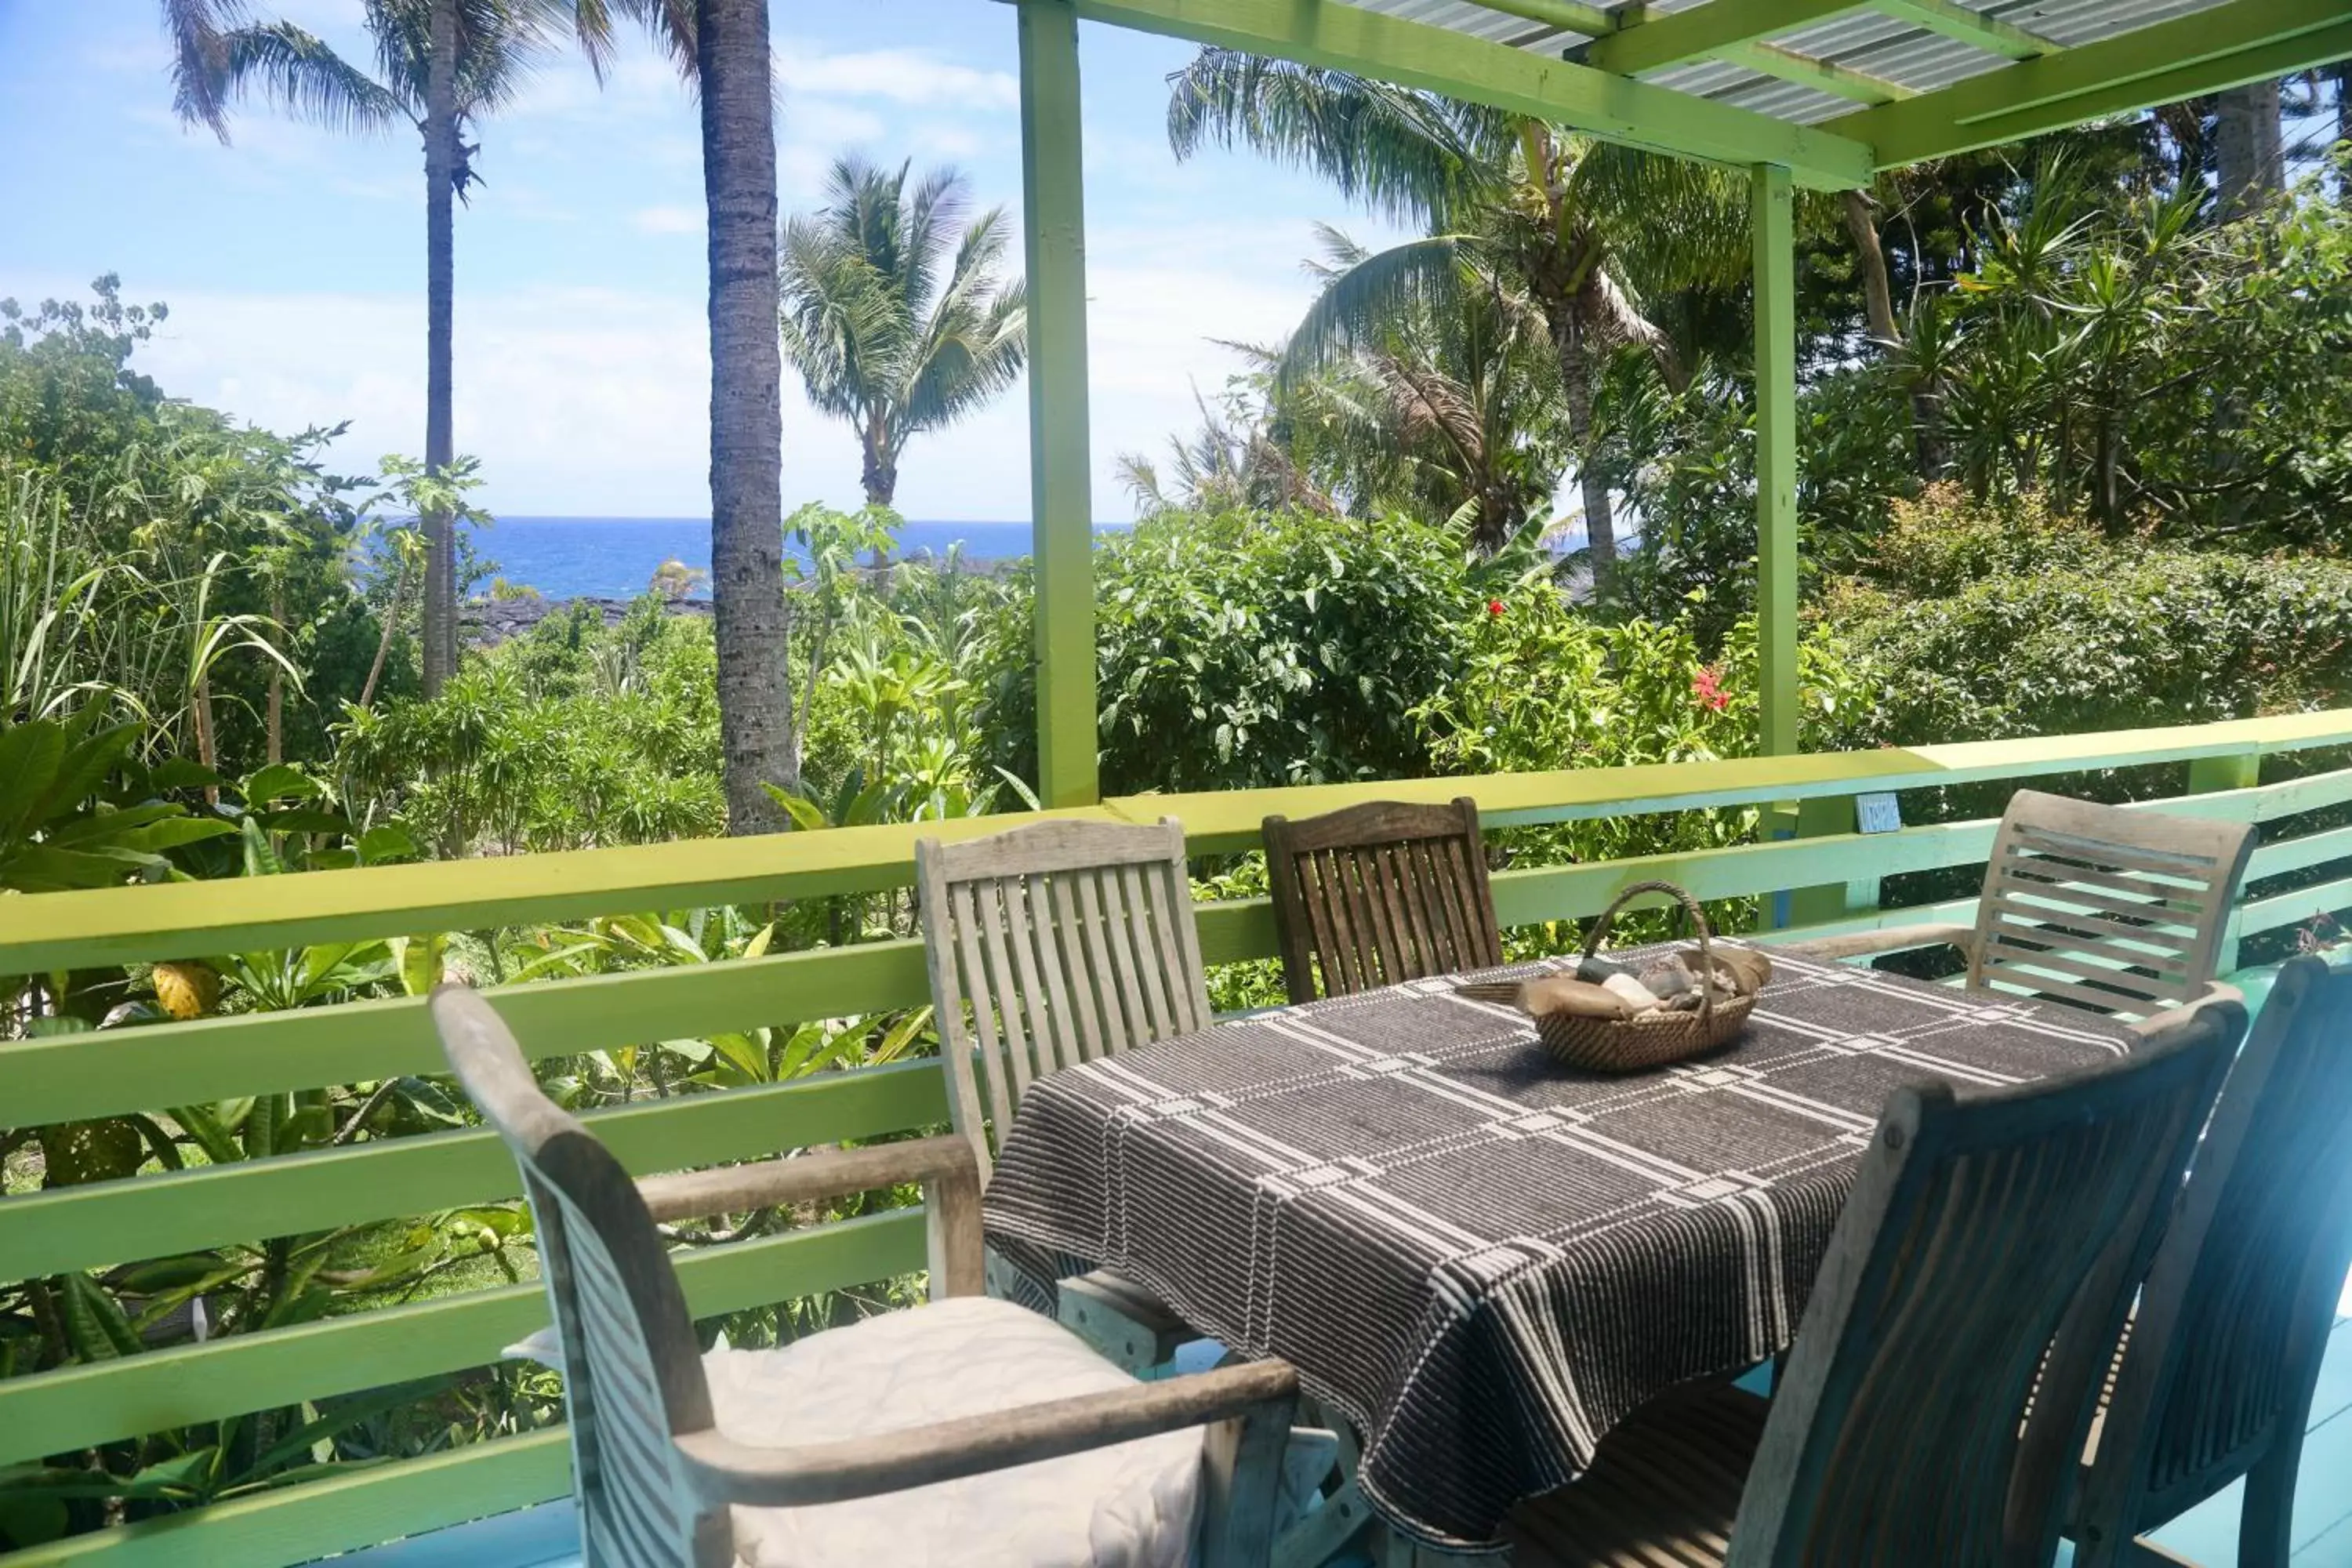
left=1276, top=227, right=1564, bottom=550
left=681, top=0, right=799, bottom=832
left=1167, top=50, right=1749, bottom=593
left=779, top=158, right=1028, bottom=509
left=162, top=0, right=614, bottom=695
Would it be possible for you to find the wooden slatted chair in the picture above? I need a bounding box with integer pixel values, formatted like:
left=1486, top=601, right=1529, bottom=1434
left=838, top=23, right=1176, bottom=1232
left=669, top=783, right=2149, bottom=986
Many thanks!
left=430, top=985, right=1300, bottom=1568
left=1501, top=990, right=2247, bottom=1567
left=1260, top=797, right=1502, bottom=1004
left=1791, top=789, right=2256, bottom=1021
left=915, top=816, right=1211, bottom=1371
left=2068, top=956, right=2352, bottom=1568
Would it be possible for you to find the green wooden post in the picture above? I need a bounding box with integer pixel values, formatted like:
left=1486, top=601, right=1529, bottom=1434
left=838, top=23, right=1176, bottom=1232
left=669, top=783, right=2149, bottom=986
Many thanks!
left=2188, top=750, right=2259, bottom=972
left=1754, top=162, right=1846, bottom=927
left=1018, top=0, right=1101, bottom=808
left=1754, top=162, right=1798, bottom=762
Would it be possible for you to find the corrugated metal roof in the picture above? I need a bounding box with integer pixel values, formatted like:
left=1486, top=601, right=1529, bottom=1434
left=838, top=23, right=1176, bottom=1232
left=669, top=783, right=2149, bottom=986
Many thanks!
left=1335, top=0, right=2252, bottom=131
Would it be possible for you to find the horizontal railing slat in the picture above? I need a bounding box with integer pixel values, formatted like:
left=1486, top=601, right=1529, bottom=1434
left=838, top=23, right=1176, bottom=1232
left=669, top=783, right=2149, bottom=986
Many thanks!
left=2241, top=872, right=2352, bottom=938
left=5, top=938, right=931, bottom=1128
left=2, top=1428, right=572, bottom=1567
left=0, top=1207, right=927, bottom=1467
left=1106, top=710, right=2352, bottom=851
left=2249, top=821, right=2352, bottom=882
left=5, top=1062, right=947, bottom=1279
left=17, top=770, right=2352, bottom=1129
left=8, top=712, right=2350, bottom=975
left=0, top=809, right=1123, bottom=975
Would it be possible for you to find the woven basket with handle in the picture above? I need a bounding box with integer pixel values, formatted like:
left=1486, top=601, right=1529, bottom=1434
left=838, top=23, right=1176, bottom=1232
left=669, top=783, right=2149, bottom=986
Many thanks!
left=1534, top=880, right=1755, bottom=1073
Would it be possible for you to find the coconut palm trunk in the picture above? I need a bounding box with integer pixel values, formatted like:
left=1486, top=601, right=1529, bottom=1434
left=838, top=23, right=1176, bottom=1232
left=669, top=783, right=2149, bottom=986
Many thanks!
left=420, top=0, right=458, bottom=695
left=698, top=0, right=797, bottom=832
left=1552, top=309, right=1616, bottom=594
left=2216, top=79, right=2285, bottom=219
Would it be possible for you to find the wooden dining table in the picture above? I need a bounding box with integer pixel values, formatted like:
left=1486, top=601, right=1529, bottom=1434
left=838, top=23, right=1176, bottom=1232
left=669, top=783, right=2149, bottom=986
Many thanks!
left=980, top=941, right=2141, bottom=1555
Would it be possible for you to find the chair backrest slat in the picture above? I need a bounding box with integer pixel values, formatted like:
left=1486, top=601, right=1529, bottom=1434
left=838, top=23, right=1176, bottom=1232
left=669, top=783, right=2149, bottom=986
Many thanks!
left=1726, top=993, right=2245, bottom=1568
left=917, top=818, right=1210, bottom=1181
left=432, top=987, right=731, bottom=1568
left=1262, top=797, right=1503, bottom=1004
left=1969, top=791, right=2255, bottom=1021
left=1045, top=872, right=1111, bottom=1064
left=2075, top=956, right=2352, bottom=1541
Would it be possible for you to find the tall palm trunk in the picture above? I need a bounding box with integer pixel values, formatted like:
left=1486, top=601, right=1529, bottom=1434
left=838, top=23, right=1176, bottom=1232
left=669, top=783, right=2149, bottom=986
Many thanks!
left=1842, top=190, right=1900, bottom=347
left=860, top=413, right=897, bottom=506
left=699, top=0, right=797, bottom=833
left=420, top=0, right=459, bottom=696
left=2216, top=79, right=2284, bottom=219
left=1552, top=309, right=1615, bottom=597
left=266, top=584, right=284, bottom=765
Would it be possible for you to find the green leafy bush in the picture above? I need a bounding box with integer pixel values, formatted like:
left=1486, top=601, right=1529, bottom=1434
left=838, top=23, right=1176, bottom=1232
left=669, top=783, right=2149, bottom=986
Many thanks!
left=1822, top=487, right=2352, bottom=750
left=976, top=507, right=1482, bottom=793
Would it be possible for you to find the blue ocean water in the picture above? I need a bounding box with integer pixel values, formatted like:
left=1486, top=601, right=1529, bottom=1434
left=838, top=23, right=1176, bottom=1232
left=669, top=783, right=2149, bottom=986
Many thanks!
left=471, top=516, right=1116, bottom=601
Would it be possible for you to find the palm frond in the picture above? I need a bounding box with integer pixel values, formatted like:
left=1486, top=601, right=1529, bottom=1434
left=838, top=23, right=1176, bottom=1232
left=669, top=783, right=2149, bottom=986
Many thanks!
left=160, top=0, right=251, bottom=140
left=222, top=22, right=409, bottom=133
left=1165, top=48, right=1492, bottom=227
left=1278, top=234, right=1484, bottom=388
left=1565, top=141, right=1755, bottom=296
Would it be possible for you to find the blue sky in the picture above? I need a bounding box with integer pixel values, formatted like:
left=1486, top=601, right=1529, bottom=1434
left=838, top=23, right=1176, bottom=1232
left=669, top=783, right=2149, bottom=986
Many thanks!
left=0, top=0, right=1411, bottom=519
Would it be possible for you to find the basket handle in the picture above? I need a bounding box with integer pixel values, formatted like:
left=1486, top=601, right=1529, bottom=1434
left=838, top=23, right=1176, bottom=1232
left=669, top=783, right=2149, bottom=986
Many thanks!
left=1582, top=880, right=1717, bottom=1027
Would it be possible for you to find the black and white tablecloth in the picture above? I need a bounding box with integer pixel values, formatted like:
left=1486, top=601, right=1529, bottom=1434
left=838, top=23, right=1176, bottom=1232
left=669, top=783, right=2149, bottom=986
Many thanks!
left=980, top=944, right=2139, bottom=1551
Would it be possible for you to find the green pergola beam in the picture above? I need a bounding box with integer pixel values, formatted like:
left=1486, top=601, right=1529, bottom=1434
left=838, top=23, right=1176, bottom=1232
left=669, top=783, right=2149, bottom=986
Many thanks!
left=1721, top=40, right=1915, bottom=104
left=1580, top=0, right=1857, bottom=76
left=1832, top=0, right=2352, bottom=169
left=1466, top=0, right=1617, bottom=38
left=1871, top=0, right=2055, bottom=61
left=1018, top=0, right=1102, bottom=808
left=1069, top=0, right=1877, bottom=188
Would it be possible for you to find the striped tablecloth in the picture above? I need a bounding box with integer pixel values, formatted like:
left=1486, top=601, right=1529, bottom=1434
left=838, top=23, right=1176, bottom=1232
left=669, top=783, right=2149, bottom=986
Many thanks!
left=980, top=943, right=2138, bottom=1551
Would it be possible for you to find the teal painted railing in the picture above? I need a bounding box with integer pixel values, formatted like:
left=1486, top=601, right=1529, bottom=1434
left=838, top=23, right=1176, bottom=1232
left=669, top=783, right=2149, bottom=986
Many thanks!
left=7, top=710, right=2352, bottom=1566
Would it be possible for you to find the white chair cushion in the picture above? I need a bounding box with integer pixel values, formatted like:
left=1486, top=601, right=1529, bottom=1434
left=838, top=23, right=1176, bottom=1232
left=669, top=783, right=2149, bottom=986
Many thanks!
left=704, top=1295, right=1203, bottom=1568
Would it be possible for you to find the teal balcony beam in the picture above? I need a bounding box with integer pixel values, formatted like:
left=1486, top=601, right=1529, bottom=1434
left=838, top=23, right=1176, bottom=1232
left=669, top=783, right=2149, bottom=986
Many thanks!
left=1069, top=0, right=1876, bottom=188
left=1018, top=0, right=1102, bottom=807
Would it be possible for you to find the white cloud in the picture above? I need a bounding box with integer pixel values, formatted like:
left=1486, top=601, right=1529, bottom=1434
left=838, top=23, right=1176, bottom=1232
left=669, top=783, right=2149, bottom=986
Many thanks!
left=775, top=48, right=1018, bottom=111
left=630, top=204, right=703, bottom=235
left=38, top=201, right=1392, bottom=526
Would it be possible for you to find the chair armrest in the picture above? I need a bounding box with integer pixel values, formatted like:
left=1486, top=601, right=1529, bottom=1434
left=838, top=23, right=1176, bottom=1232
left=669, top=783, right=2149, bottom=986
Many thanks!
left=671, top=1356, right=1301, bottom=1509
left=2127, top=982, right=2249, bottom=1051
left=637, top=1134, right=985, bottom=1298
left=1779, top=921, right=1976, bottom=964
left=636, top=1134, right=978, bottom=1221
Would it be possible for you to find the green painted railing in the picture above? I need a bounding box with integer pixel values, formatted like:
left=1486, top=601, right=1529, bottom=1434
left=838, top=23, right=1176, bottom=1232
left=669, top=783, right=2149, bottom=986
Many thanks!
left=7, top=710, right=2352, bottom=1566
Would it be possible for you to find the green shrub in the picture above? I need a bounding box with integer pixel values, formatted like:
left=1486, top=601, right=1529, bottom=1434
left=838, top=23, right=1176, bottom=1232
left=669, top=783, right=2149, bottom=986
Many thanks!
left=975, top=508, right=1481, bottom=793
left=1823, top=487, right=2352, bottom=750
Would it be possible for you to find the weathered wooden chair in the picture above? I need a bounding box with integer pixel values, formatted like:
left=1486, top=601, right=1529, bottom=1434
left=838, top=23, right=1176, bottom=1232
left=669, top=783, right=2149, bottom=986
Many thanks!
left=1501, top=989, right=2246, bottom=1566
left=1260, top=797, right=1502, bottom=1004
left=431, top=985, right=1300, bottom=1568
left=915, top=816, right=1211, bottom=1372
left=2067, top=956, right=2352, bottom=1568
left=1790, top=789, right=2256, bottom=1021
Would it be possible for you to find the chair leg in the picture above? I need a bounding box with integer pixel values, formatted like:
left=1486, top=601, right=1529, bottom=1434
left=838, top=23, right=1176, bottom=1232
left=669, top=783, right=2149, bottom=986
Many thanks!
left=1199, top=1393, right=1301, bottom=1568
left=1272, top=1475, right=1374, bottom=1568
left=2240, top=1432, right=2304, bottom=1568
